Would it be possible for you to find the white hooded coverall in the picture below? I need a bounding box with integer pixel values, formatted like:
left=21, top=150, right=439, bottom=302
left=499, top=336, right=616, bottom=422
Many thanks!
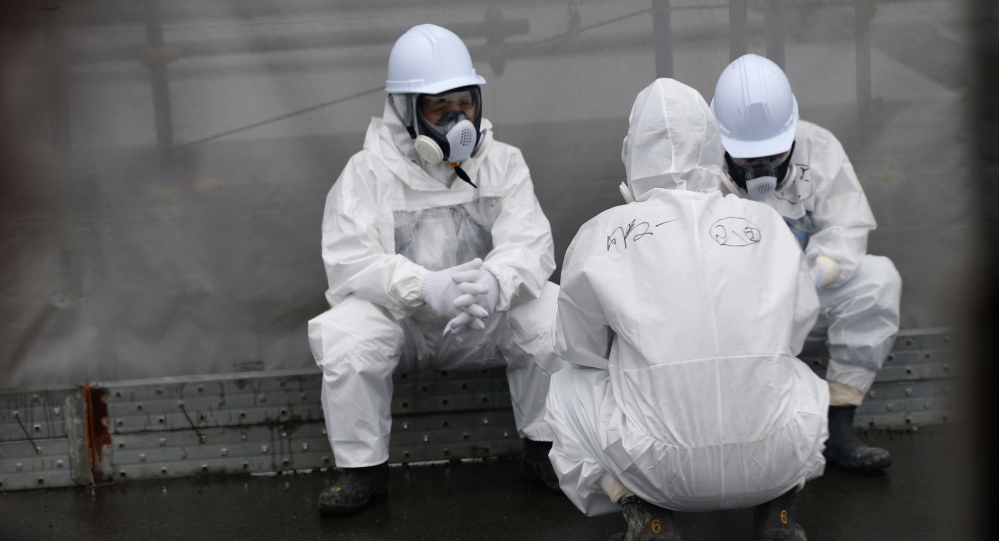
left=547, top=79, right=829, bottom=516
left=308, top=101, right=564, bottom=468
left=721, top=121, right=902, bottom=405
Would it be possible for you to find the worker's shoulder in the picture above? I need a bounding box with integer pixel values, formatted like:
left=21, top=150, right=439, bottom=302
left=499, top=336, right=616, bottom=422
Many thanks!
left=479, top=137, right=527, bottom=165
left=329, top=148, right=401, bottom=196
left=339, top=147, right=389, bottom=176
left=570, top=203, right=630, bottom=238
left=576, top=194, right=690, bottom=235
left=796, top=120, right=846, bottom=150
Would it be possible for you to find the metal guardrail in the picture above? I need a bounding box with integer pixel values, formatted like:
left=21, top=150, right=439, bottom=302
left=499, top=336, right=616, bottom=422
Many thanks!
left=0, top=328, right=965, bottom=492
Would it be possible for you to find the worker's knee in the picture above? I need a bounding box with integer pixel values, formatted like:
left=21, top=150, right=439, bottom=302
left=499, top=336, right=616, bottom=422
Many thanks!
left=308, top=296, right=404, bottom=370
left=859, top=255, right=902, bottom=300
left=505, top=281, right=560, bottom=343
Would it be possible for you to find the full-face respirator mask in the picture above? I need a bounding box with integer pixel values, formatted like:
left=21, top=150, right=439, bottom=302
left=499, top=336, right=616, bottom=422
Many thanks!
left=391, top=86, right=483, bottom=188
left=724, top=142, right=797, bottom=202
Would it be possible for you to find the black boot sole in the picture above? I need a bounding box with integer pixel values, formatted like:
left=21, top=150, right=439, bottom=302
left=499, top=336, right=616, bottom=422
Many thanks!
left=826, top=454, right=891, bottom=474
left=318, top=488, right=388, bottom=517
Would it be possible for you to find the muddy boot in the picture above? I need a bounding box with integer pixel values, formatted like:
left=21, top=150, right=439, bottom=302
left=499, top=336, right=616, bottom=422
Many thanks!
left=824, top=405, right=891, bottom=473
left=522, top=439, right=561, bottom=492
left=752, top=488, right=806, bottom=541
left=606, top=496, right=682, bottom=541
left=318, top=462, right=389, bottom=517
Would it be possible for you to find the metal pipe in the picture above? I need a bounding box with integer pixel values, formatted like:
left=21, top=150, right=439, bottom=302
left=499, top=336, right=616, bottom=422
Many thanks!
left=729, top=0, right=748, bottom=61
left=652, top=0, right=672, bottom=78
left=143, top=0, right=174, bottom=152
left=765, top=0, right=785, bottom=69
left=856, top=0, right=875, bottom=120
left=42, top=0, right=71, bottom=154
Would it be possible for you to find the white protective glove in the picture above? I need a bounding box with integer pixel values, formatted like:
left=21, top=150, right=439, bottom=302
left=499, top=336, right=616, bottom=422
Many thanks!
left=806, top=252, right=838, bottom=291
left=420, top=259, right=483, bottom=319
left=444, top=267, right=500, bottom=338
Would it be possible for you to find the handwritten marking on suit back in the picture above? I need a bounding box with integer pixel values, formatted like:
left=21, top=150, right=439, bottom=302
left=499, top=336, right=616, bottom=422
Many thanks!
left=606, top=218, right=679, bottom=250
left=710, top=217, right=761, bottom=247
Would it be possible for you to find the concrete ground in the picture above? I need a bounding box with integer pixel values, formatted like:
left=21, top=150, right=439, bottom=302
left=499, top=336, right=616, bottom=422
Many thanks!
left=0, top=425, right=977, bottom=541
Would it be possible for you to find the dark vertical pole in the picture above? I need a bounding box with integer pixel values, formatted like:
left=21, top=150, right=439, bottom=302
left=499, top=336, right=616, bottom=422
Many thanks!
left=652, top=0, right=672, bottom=78
left=855, top=0, right=875, bottom=121
left=144, top=0, right=174, bottom=152
left=970, top=0, right=999, bottom=536
left=42, top=0, right=71, bottom=153
left=764, top=0, right=785, bottom=69
left=729, top=0, right=748, bottom=61
left=0, top=22, right=7, bottom=148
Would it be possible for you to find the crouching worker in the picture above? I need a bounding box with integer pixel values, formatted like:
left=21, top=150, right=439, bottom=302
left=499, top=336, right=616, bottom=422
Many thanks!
left=545, top=79, right=829, bottom=541
left=308, top=24, right=565, bottom=517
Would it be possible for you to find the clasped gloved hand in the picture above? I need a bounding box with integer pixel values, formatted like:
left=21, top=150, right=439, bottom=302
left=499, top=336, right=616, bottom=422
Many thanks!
left=806, top=252, right=837, bottom=292
left=444, top=267, right=500, bottom=339
left=420, top=259, right=484, bottom=319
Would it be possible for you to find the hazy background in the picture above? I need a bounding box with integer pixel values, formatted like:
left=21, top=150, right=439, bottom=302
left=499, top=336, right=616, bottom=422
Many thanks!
left=0, top=0, right=976, bottom=388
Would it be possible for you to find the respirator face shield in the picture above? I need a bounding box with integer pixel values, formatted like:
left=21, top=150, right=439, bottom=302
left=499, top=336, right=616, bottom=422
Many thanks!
left=411, top=86, right=483, bottom=165
left=725, top=142, right=796, bottom=201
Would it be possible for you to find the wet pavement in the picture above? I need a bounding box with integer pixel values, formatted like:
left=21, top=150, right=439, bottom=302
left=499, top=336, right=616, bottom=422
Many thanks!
left=0, top=425, right=976, bottom=541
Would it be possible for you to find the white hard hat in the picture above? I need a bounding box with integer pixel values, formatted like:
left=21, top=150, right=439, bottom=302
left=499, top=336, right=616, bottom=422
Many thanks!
left=385, top=24, right=486, bottom=95
left=710, top=54, right=798, bottom=159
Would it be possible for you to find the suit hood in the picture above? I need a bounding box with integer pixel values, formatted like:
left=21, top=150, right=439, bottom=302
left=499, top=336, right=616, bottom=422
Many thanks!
left=622, top=78, right=726, bottom=199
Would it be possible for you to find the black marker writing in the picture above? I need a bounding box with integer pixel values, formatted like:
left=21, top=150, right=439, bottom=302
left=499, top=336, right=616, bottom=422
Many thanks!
left=710, top=217, right=762, bottom=247
left=607, top=219, right=653, bottom=250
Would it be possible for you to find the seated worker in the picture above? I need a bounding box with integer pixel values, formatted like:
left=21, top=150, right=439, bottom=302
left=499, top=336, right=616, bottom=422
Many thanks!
left=545, top=79, right=829, bottom=541
left=710, top=55, right=901, bottom=473
left=308, top=24, right=565, bottom=517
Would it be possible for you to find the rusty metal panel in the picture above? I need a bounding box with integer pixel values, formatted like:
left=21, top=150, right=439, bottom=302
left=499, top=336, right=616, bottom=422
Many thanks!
left=856, top=379, right=966, bottom=428
left=60, top=367, right=520, bottom=486
left=109, top=424, right=332, bottom=481
left=0, top=388, right=76, bottom=443
left=392, top=368, right=512, bottom=415
left=0, top=438, right=74, bottom=491
left=0, top=328, right=970, bottom=491
left=0, top=386, right=80, bottom=491
left=389, top=409, right=521, bottom=462
left=96, top=370, right=325, bottom=435
left=804, top=328, right=965, bottom=427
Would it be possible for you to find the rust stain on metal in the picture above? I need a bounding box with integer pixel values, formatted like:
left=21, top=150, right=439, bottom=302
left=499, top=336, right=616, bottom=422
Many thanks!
left=82, top=383, right=112, bottom=483
left=469, top=445, right=492, bottom=458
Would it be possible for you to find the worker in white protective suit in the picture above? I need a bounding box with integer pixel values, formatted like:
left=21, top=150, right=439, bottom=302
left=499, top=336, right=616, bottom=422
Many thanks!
left=307, top=24, right=566, bottom=517
left=710, top=54, right=902, bottom=473
left=547, top=79, right=828, bottom=541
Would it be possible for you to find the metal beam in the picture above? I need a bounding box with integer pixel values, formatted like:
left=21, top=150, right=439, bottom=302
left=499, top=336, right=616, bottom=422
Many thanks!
left=652, top=0, right=673, bottom=78
left=856, top=0, right=876, bottom=120
left=42, top=0, right=70, bottom=154
left=765, top=0, right=786, bottom=69
left=143, top=0, right=174, bottom=152
left=729, top=0, right=748, bottom=61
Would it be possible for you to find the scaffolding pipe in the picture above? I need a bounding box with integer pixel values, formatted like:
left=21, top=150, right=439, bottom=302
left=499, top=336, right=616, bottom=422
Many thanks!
left=652, top=0, right=672, bottom=78
left=729, top=0, right=748, bottom=61
left=143, top=0, right=174, bottom=152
